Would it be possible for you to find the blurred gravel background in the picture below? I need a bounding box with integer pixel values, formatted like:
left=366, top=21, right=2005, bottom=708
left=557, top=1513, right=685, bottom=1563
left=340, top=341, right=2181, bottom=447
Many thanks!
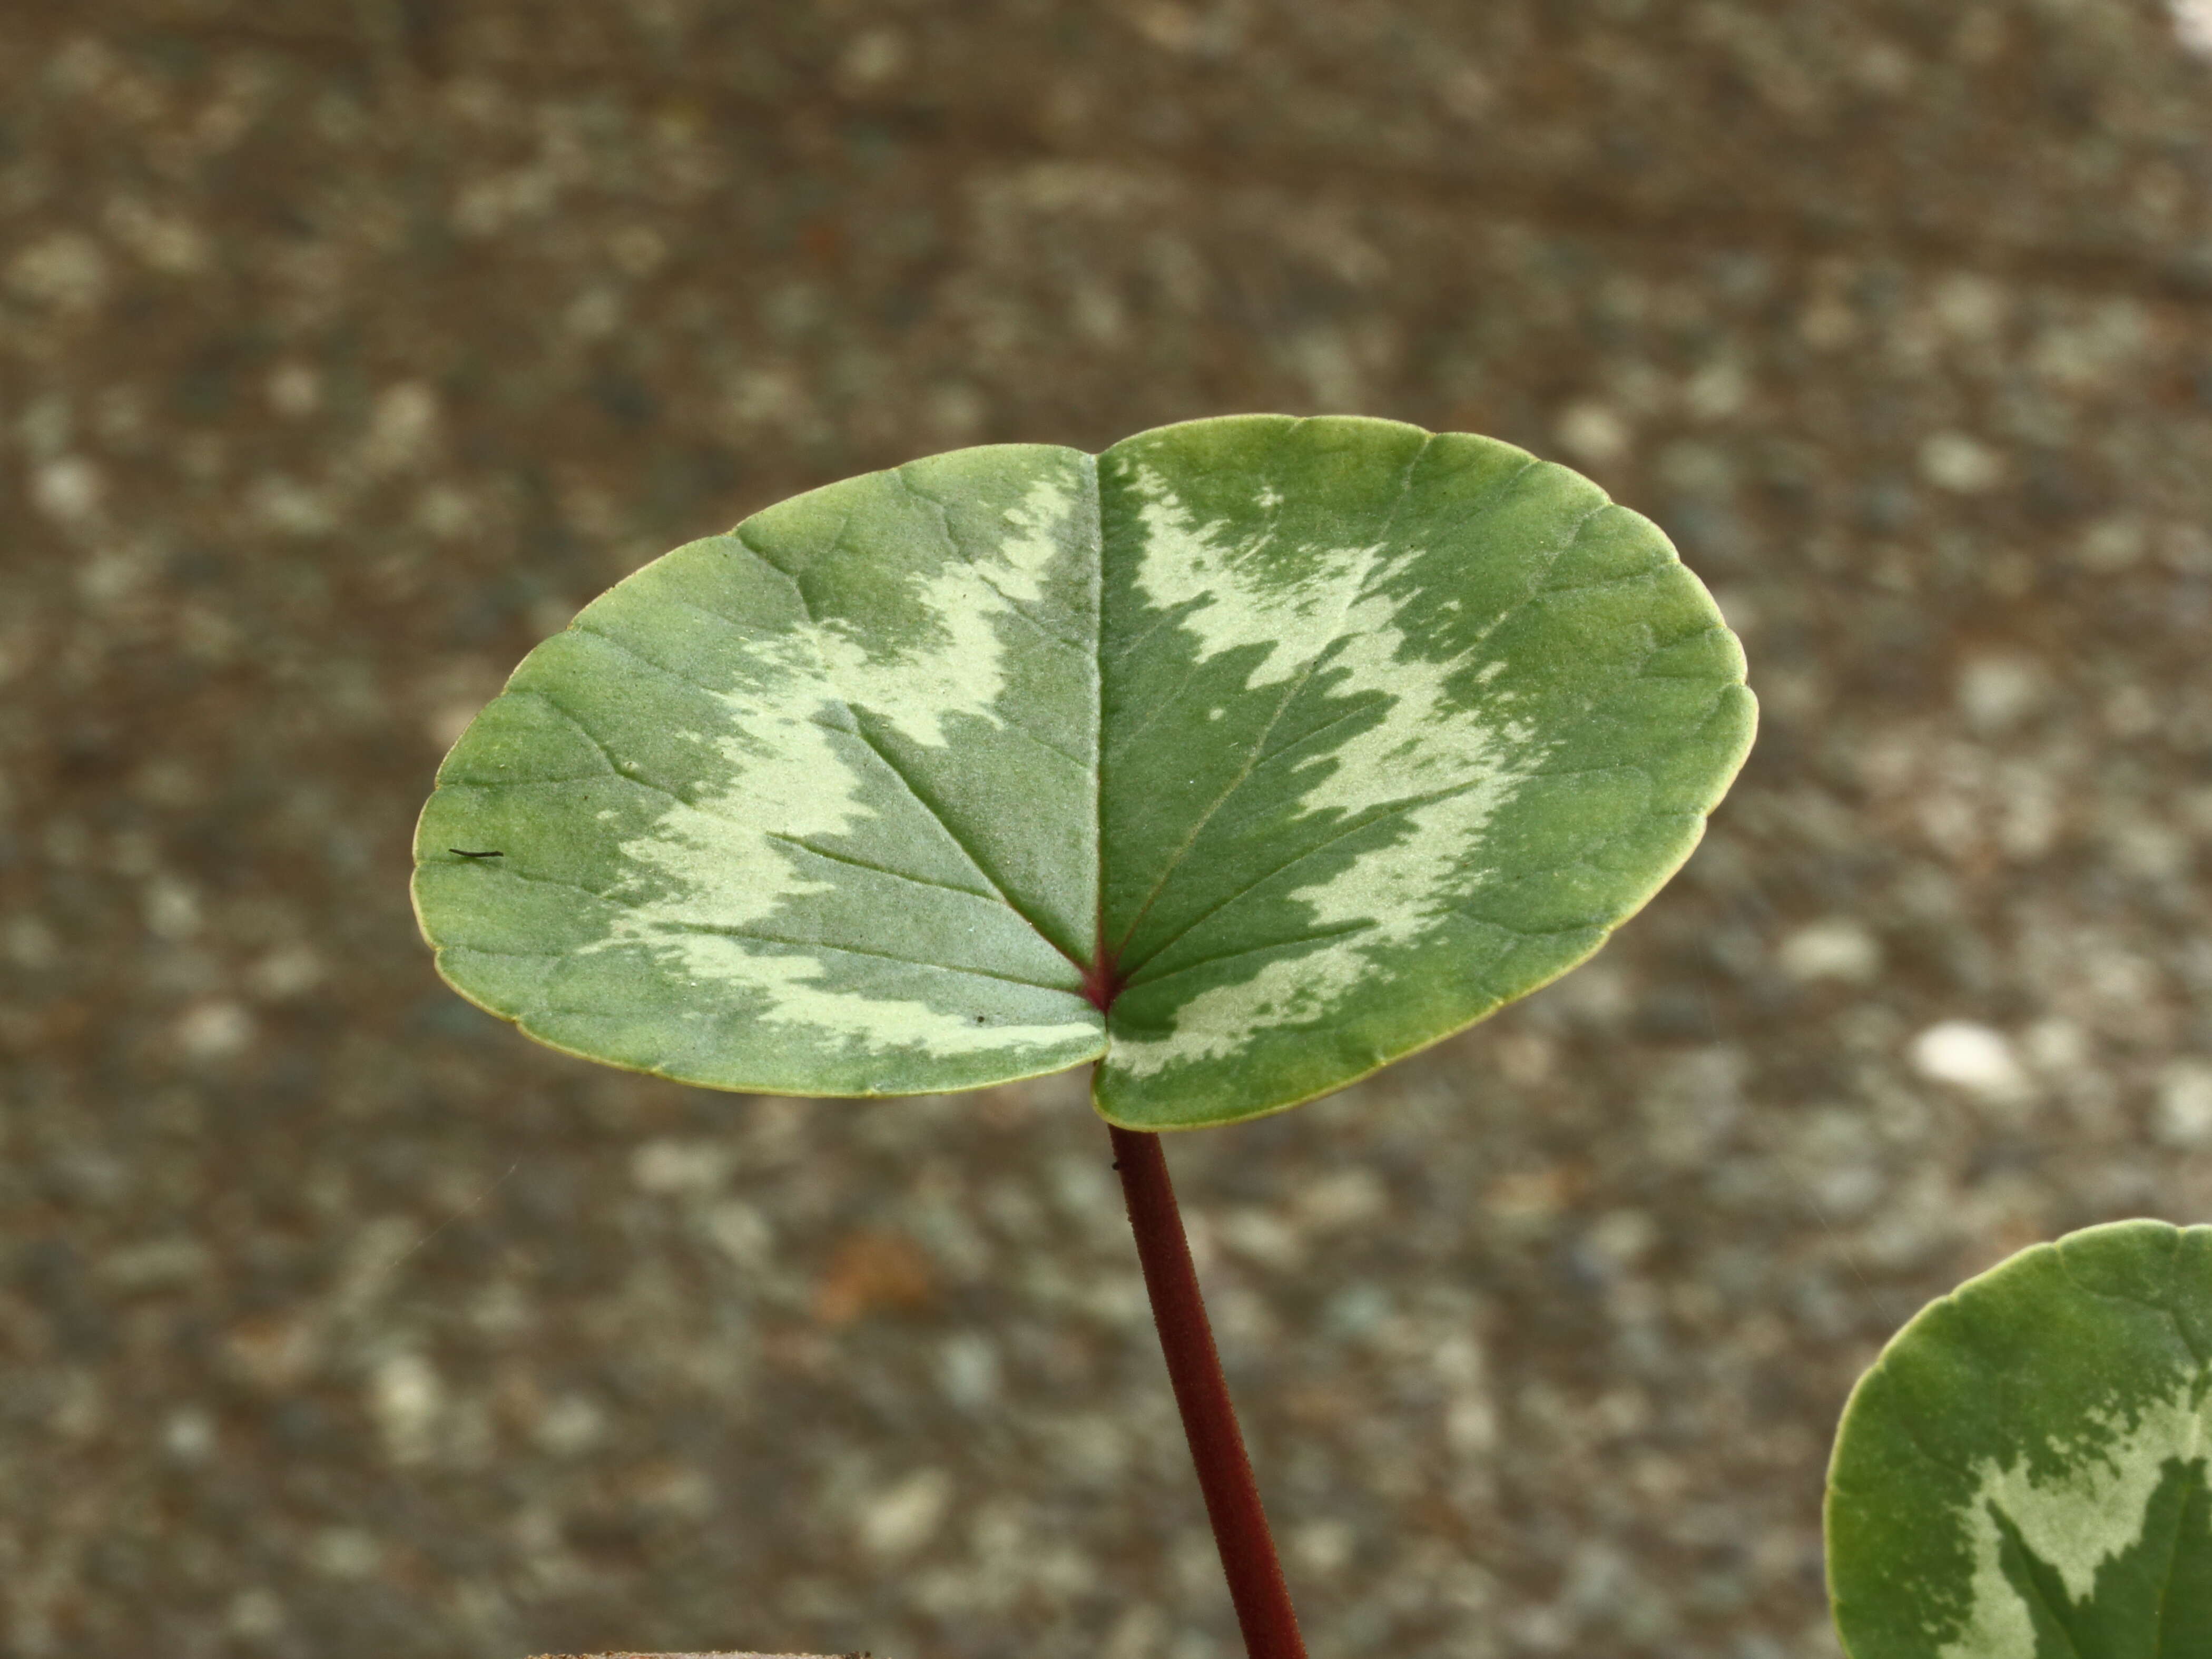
left=6, top=2, right=2212, bottom=1655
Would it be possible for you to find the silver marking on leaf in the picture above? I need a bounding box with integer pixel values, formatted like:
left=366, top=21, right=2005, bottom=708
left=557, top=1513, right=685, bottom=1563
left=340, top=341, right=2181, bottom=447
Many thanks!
left=584, top=476, right=1098, bottom=1056
left=1114, top=468, right=1544, bottom=1075
left=1938, top=1383, right=2212, bottom=1656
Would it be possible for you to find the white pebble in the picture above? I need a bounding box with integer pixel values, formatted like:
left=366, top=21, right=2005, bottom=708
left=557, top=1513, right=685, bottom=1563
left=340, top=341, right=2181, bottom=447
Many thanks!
left=369, top=1352, right=443, bottom=1462
left=1777, top=918, right=1882, bottom=985
left=2175, top=0, right=2212, bottom=60
left=1556, top=400, right=1629, bottom=465
left=1919, top=430, right=2004, bottom=494
left=1908, top=1020, right=2025, bottom=1096
left=630, top=1137, right=731, bottom=1193
left=859, top=1468, right=952, bottom=1559
left=33, top=455, right=103, bottom=524
left=1955, top=653, right=2047, bottom=734
left=2155, top=1061, right=2212, bottom=1148
left=174, top=1000, right=254, bottom=1061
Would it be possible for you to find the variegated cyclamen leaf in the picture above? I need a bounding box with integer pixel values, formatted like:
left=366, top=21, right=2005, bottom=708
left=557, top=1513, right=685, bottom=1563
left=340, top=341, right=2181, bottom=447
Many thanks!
left=412, top=414, right=1753, bottom=1127
left=1826, top=1220, right=2212, bottom=1659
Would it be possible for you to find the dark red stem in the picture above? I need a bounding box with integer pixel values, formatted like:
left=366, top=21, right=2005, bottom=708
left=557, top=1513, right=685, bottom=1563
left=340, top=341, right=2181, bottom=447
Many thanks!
left=1109, top=1124, right=1309, bottom=1659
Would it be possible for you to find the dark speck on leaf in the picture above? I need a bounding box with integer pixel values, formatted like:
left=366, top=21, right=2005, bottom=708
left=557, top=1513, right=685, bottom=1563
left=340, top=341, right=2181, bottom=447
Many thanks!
left=450, top=849, right=504, bottom=859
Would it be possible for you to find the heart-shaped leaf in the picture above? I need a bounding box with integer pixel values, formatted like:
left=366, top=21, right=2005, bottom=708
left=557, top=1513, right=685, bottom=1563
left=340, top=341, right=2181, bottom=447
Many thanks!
left=1827, top=1220, right=2212, bottom=1658
left=413, top=415, right=1753, bottom=1127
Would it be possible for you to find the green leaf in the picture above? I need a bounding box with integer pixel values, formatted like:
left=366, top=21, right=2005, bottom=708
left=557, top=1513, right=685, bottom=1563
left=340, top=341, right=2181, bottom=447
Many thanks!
left=412, top=415, right=1753, bottom=1127
left=1826, top=1220, right=2212, bottom=1658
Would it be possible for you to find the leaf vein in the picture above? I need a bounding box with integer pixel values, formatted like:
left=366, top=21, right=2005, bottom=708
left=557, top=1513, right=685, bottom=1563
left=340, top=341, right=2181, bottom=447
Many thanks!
left=761, top=831, right=999, bottom=906
left=891, top=466, right=1092, bottom=654
left=650, top=921, right=1082, bottom=994
left=1123, top=921, right=1372, bottom=993
left=570, top=618, right=729, bottom=700
left=726, top=521, right=1095, bottom=973
left=844, top=712, right=1088, bottom=974
left=1117, top=774, right=1495, bottom=981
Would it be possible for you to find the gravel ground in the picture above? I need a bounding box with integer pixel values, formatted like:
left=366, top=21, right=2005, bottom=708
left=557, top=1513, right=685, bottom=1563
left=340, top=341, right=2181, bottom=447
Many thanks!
left=5, top=2, right=2212, bottom=1656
